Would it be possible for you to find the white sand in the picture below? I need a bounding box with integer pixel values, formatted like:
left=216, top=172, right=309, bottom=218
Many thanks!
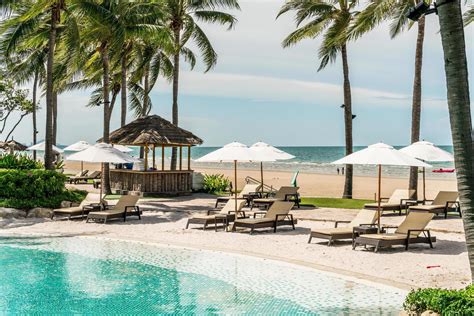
left=1, top=194, right=470, bottom=290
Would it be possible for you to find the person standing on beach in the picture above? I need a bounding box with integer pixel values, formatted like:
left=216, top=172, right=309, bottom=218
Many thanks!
left=337, top=168, right=340, bottom=175
left=342, top=167, right=345, bottom=175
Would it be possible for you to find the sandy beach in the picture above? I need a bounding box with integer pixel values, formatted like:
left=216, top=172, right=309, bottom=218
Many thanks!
left=65, top=161, right=458, bottom=200
left=1, top=192, right=469, bottom=291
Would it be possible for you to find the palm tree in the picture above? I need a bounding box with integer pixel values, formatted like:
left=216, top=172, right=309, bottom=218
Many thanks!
left=437, top=0, right=474, bottom=280
left=162, top=0, right=239, bottom=170
left=464, top=6, right=474, bottom=25
left=277, top=0, right=357, bottom=198
left=351, top=0, right=428, bottom=199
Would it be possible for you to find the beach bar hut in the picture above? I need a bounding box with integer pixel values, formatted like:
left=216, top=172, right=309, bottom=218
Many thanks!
left=99, top=115, right=203, bottom=195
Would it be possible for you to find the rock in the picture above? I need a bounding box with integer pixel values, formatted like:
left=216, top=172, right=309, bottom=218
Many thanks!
left=0, top=207, right=27, bottom=219
left=193, top=172, right=205, bottom=191
left=27, top=208, right=53, bottom=218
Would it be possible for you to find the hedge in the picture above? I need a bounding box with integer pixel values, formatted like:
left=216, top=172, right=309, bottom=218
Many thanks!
left=0, top=153, right=43, bottom=170
left=404, top=285, right=474, bottom=315
left=0, top=169, right=84, bottom=209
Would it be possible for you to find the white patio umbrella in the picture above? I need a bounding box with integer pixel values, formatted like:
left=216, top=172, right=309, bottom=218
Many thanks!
left=196, top=142, right=275, bottom=211
left=27, top=141, right=64, bottom=153
left=250, top=142, right=295, bottom=191
left=64, top=141, right=91, bottom=173
left=332, top=142, right=431, bottom=231
left=67, top=143, right=138, bottom=200
left=112, top=144, right=133, bottom=153
left=400, top=141, right=454, bottom=201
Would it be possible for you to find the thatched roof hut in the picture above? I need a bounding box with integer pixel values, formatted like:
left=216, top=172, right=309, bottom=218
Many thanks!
left=99, top=115, right=203, bottom=146
left=0, top=139, right=28, bottom=152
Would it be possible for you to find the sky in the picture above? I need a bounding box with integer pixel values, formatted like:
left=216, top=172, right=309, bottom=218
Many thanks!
left=3, top=0, right=474, bottom=147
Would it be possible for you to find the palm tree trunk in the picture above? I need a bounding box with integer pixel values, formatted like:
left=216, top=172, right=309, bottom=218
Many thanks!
left=120, top=53, right=127, bottom=127
left=101, top=42, right=112, bottom=195
left=341, top=44, right=353, bottom=199
left=32, top=71, right=38, bottom=160
left=408, top=16, right=425, bottom=198
left=44, top=5, right=59, bottom=170
left=143, top=62, right=150, bottom=116
left=170, top=27, right=180, bottom=170
left=52, top=90, right=58, bottom=145
left=437, top=0, right=474, bottom=280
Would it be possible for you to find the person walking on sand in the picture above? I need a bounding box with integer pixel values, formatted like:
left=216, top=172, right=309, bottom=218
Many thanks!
left=341, top=167, right=344, bottom=175
left=337, top=168, right=340, bottom=175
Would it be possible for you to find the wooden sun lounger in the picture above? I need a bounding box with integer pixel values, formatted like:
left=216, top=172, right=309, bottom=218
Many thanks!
left=408, top=191, right=460, bottom=218
left=67, top=170, right=89, bottom=182
left=215, top=184, right=261, bottom=208
left=86, top=195, right=140, bottom=224
left=186, top=199, right=246, bottom=231
left=232, top=201, right=295, bottom=234
left=364, top=189, right=415, bottom=215
left=69, top=170, right=101, bottom=184
left=353, top=212, right=436, bottom=252
left=252, top=186, right=300, bottom=209
left=308, top=209, right=378, bottom=246
left=51, top=193, right=102, bottom=220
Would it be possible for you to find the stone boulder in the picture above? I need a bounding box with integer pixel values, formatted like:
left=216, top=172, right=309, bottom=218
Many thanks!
left=192, top=172, right=205, bottom=191
left=0, top=207, right=27, bottom=219
left=27, top=208, right=54, bottom=218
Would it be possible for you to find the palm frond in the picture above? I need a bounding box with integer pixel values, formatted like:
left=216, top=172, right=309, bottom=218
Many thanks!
left=191, top=22, right=217, bottom=71
left=464, top=6, right=474, bottom=26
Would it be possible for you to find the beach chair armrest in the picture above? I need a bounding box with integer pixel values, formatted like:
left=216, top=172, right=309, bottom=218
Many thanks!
left=334, top=220, right=350, bottom=228
left=407, top=229, right=430, bottom=238
left=380, top=197, right=390, bottom=202
left=253, top=211, right=267, bottom=218
left=228, top=210, right=246, bottom=218
left=400, top=199, right=418, bottom=207
left=445, top=201, right=458, bottom=209
left=276, top=213, right=292, bottom=222
left=359, top=223, right=378, bottom=227
left=423, top=199, right=434, bottom=205
left=124, top=205, right=140, bottom=214
left=207, top=209, right=220, bottom=215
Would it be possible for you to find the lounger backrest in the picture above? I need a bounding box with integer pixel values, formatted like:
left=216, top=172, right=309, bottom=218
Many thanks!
left=220, top=199, right=246, bottom=214
left=396, top=212, right=434, bottom=237
left=432, top=191, right=458, bottom=205
left=87, top=170, right=101, bottom=179
left=238, top=184, right=261, bottom=198
left=387, top=189, right=415, bottom=204
left=113, top=195, right=139, bottom=212
left=349, top=209, right=377, bottom=228
left=79, top=193, right=101, bottom=207
left=274, top=186, right=299, bottom=200
left=264, top=201, right=294, bottom=220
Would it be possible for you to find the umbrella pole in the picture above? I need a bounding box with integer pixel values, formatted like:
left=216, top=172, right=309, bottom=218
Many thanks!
left=423, top=167, right=426, bottom=202
left=377, top=164, right=382, bottom=233
left=100, top=162, right=104, bottom=204
left=260, top=162, right=264, bottom=193
left=234, top=160, right=238, bottom=213
left=81, top=161, right=84, bottom=173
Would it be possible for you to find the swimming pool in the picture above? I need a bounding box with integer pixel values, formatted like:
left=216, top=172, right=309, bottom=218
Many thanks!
left=0, top=236, right=406, bottom=315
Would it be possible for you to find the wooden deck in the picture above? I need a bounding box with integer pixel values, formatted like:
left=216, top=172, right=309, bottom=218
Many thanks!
left=110, top=169, right=193, bottom=195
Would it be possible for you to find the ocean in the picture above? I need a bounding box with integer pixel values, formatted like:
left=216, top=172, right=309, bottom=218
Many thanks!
left=120, top=145, right=456, bottom=179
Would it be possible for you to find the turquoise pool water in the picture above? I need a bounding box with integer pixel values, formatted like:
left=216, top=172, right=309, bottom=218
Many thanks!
left=0, top=236, right=405, bottom=315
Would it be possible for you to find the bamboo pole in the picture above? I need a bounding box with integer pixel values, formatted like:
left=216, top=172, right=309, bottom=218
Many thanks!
left=179, top=146, right=182, bottom=170
left=81, top=161, right=84, bottom=173
left=234, top=160, right=238, bottom=212
left=187, top=146, right=191, bottom=170
left=377, top=164, right=382, bottom=233
left=162, top=145, right=165, bottom=170
left=423, top=167, right=426, bottom=202
left=152, top=145, right=156, bottom=169
left=144, top=144, right=148, bottom=171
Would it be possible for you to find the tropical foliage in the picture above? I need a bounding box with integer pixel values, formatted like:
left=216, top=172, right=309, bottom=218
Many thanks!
left=202, top=174, right=231, bottom=194
left=0, top=153, right=43, bottom=170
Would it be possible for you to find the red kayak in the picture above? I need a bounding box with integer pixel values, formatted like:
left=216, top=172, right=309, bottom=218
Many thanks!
left=432, top=169, right=455, bottom=173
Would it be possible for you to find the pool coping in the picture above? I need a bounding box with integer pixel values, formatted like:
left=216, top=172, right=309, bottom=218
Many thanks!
left=1, top=231, right=413, bottom=293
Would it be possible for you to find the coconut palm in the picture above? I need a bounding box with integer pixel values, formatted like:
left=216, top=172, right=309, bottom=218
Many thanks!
left=277, top=0, right=358, bottom=198
left=351, top=0, right=430, bottom=199
left=162, top=0, right=239, bottom=169
left=464, top=6, right=474, bottom=25
left=437, top=0, right=474, bottom=280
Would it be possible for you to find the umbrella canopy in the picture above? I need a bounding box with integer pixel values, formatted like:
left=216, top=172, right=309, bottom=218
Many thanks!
left=1, top=139, right=27, bottom=152
left=66, top=143, right=138, bottom=164
left=63, top=141, right=91, bottom=152
left=399, top=141, right=454, bottom=162
left=100, top=115, right=203, bottom=146
left=332, top=142, right=430, bottom=168
left=196, top=142, right=275, bottom=163
left=250, top=142, right=295, bottom=160
left=27, top=141, right=64, bottom=153
left=112, top=144, right=133, bottom=153
left=332, top=142, right=431, bottom=231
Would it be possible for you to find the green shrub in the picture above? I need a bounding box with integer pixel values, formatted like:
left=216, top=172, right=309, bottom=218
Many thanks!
left=202, top=174, right=231, bottom=194
left=0, top=169, right=84, bottom=209
left=404, top=285, right=474, bottom=315
left=0, top=153, right=43, bottom=170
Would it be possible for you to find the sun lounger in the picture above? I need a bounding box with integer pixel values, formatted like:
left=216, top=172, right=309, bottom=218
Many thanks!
left=67, top=170, right=89, bottom=182
left=353, top=211, right=436, bottom=252
left=364, top=189, right=415, bottom=215
left=251, top=186, right=300, bottom=209
left=232, top=201, right=295, bottom=234
left=51, top=193, right=102, bottom=220
left=308, top=209, right=378, bottom=246
left=69, top=170, right=101, bottom=184
left=215, top=183, right=261, bottom=207
left=408, top=191, right=459, bottom=218
left=86, top=195, right=140, bottom=223
left=186, top=199, right=246, bottom=231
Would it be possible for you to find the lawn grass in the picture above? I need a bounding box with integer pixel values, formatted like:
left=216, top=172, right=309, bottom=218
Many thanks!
left=301, top=197, right=374, bottom=209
